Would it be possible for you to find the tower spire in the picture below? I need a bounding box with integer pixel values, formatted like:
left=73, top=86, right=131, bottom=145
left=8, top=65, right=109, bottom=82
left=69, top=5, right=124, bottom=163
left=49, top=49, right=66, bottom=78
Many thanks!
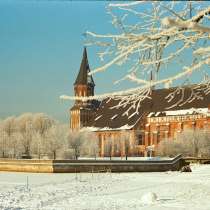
left=70, top=47, right=99, bottom=130
left=74, top=47, right=95, bottom=86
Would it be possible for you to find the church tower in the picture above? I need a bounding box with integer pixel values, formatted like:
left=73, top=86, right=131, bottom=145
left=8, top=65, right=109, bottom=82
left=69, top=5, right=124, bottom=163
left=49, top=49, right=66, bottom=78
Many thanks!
left=70, top=48, right=98, bottom=130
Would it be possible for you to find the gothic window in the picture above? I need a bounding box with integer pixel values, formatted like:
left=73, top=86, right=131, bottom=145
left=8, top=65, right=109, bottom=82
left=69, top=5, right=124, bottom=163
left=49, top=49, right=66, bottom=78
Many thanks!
left=137, top=134, right=144, bottom=145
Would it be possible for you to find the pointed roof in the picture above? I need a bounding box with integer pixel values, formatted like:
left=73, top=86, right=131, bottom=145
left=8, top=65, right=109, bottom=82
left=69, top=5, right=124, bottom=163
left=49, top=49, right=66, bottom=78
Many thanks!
left=74, top=47, right=95, bottom=86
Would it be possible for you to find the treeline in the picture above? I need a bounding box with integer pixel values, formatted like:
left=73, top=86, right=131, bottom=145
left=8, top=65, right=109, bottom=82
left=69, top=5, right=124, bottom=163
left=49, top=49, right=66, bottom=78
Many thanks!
left=1, top=113, right=208, bottom=159
left=157, top=128, right=210, bottom=158
left=0, top=113, right=98, bottom=159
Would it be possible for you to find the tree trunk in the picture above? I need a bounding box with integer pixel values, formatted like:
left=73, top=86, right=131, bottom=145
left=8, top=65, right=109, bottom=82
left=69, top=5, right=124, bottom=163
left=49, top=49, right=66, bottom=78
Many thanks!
left=53, top=151, right=56, bottom=160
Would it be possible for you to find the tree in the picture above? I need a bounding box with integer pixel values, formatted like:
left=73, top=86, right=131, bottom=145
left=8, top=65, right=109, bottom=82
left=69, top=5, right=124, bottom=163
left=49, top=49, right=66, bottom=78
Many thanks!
left=15, top=113, right=56, bottom=158
left=16, top=113, right=34, bottom=157
left=113, top=139, right=121, bottom=157
left=31, top=131, right=44, bottom=159
left=0, top=113, right=59, bottom=159
left=120, top=131, right=131, bottom=160
left=0, top=117, right=22, bottom=158
left=32, top=113, right=54, bottom=136
left=157, top=138, right=185, bottom=157
left=46, top=124, right=68, bottom=159
left=2, top=116, right=15, bottom=138
left=104, top=136, right=113, bottom=160
left=0, top=117, right=16, bottom=158
left=61, top=2, right=210, bottom=115
left=31, top=113, right=55, bottom=158
left=68, top=131, right=85, bottom=160
left=177, top=129, right=210, bottom=157
left=157, top=129, right=210, bottom=158
left=0, top=130, right=8, bottom=158
left=7, top=131, right=22, bottom=158
left=82, top=131, right=99, bottom=159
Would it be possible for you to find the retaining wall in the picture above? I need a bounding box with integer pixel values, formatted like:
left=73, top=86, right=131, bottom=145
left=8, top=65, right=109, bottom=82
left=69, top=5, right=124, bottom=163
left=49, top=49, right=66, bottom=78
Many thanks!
left=0, top=155, right=186, bottom=173
left=0, top=159, right=53, bottom=173
left=184, top=157, right=210, bottom=164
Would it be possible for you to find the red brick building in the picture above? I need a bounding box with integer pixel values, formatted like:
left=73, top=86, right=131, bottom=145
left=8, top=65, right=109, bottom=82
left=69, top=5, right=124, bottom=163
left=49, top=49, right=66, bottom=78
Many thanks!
left=70, top=48, right=210, bottom=157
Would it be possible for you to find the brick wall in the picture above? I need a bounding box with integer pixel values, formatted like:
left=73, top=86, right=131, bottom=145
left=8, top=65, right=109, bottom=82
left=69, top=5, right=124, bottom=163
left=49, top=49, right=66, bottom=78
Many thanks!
left=94, top=113, right=209, bottom=157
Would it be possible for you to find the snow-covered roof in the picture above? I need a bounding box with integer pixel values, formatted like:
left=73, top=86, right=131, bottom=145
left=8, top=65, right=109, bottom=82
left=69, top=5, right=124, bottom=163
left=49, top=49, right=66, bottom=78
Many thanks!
left=85, top=124, right=135, bottom=132
left=94, top=115, right=102, bottom=121
left=111, top=114, right=118, bottom=120
left=86, top=85, right=210, bottom=130
left=148, top=108, right=209, bottom=117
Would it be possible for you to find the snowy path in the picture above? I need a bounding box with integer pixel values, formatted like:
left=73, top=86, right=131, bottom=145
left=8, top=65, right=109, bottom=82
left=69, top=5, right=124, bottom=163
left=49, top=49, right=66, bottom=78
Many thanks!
left=0, top=164, right=210, bottom=210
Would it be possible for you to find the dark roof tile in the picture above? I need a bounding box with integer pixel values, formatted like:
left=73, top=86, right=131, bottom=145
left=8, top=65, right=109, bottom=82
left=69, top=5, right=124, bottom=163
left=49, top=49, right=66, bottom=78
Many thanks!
left=87, top=85, right=210, bottom=130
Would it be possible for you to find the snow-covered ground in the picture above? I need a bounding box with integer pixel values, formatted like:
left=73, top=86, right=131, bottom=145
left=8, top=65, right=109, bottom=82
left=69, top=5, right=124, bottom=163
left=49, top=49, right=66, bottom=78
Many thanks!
left=0, top=164, right=210, bottom=210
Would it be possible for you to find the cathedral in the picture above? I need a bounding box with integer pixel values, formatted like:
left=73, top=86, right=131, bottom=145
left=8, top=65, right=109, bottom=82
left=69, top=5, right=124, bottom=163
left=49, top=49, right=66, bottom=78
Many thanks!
left=70, top=48, right=210, bottom=157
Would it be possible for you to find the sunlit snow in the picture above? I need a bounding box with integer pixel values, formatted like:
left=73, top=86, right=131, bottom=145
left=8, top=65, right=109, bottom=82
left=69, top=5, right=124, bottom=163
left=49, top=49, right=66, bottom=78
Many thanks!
left=0, top=164, right=210, bottom=210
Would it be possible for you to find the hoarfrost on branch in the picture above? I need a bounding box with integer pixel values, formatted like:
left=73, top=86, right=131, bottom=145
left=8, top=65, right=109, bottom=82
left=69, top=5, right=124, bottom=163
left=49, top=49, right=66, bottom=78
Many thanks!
left=61, top=2, right=210, bottom=115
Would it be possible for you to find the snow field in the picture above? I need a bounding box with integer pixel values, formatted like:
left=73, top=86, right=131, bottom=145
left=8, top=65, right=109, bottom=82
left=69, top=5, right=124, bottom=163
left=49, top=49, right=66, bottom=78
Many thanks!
left=0, top=164, right=210, bottom=210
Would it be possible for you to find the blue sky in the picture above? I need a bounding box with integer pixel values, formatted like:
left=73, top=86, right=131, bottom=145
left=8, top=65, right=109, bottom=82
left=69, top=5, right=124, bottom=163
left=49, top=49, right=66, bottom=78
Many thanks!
left=0, top=0, right=128, bottom=122
left=0, top=1, right=209, bottom=123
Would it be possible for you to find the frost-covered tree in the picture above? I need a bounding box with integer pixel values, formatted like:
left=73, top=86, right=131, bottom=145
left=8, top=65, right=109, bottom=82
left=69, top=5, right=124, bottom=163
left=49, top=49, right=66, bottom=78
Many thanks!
left=0, top=113, right=61, bottom=159
left=177, top=128, right=210, bottom=157
left=157, top=138, right=186, bottom=157
left=120, top=131, right=132, bottom=160
left=0, top=117, right=16, bottom=157
left=16, top=113, right=34, bottom=157
left=16, top=113, right=56, bottom=158
left=32, top=113, right=54, bottom=136
left=113, top=139, right=121, bottom=157
left=61, top=2, right=210, bottom=115
left=157, top=129, right=210, bottom=157
left=31, top=131, right=44, bottom=159
left=7, top=132, right=22, bottom=158
left=31, top=113, right=55, bottom=158
left=2, top=116, right=16, bottom=137
left=46, top=124, right=68, bottom=159
left=0, top=130, right=8, bottom=158
left=0, top=117, right=22, bottom=158
left=1, top=117, right=25, bottom=158
left=82, top=131, right=99, bottom=159
left=68, top=131, right=86, bottom=160
left=104, top=137, right=113, bottom=160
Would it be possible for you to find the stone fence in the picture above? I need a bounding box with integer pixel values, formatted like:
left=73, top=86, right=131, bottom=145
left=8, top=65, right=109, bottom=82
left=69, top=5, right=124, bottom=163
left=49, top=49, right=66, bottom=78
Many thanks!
left=0, top=155, right=186, bottom=173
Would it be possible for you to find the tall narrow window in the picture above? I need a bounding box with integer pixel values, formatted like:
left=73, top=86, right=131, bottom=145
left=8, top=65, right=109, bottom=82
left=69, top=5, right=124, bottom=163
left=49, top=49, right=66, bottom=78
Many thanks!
left=137, top=134, right=144, bottom=145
